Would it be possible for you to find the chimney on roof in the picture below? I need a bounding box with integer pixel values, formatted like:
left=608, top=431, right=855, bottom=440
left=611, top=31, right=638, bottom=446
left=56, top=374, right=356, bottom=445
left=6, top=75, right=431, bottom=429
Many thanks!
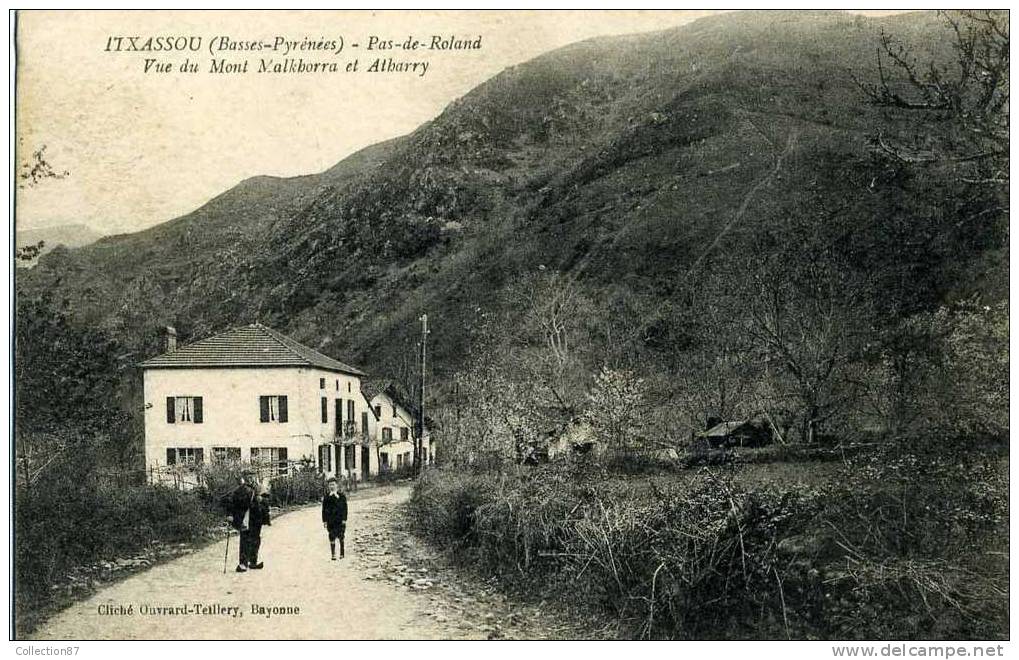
left=162, top=326, right=177, bottom=353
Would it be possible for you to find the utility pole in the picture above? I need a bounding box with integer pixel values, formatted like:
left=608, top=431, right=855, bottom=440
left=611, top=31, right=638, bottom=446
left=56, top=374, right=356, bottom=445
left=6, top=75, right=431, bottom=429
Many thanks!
left=417, top=313, right=429, bottom=473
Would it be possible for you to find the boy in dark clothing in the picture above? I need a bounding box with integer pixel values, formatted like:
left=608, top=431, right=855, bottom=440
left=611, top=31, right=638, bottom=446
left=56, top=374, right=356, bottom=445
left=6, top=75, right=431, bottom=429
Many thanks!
left=321, top=477, right=348, bottom=560
left=230, top=470, right=271, bottom=572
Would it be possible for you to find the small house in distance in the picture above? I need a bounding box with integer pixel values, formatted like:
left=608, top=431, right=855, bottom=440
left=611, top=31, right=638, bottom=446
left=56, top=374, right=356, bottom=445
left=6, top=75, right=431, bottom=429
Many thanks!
left=141, top=323, right=376, bottom=482
left=362, top=381, right=434, bottom=472
left=697, top=418, right=773, bottom=449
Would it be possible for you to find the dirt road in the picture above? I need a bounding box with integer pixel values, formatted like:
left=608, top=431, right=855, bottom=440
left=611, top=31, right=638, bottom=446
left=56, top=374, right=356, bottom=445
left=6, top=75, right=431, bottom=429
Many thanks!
left=30, top=484, right=559, bottom=640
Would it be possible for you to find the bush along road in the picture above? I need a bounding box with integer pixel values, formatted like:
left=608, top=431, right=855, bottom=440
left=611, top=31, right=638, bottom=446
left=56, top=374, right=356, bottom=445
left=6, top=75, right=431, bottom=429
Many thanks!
left=28, top=483, right=598, bottom=640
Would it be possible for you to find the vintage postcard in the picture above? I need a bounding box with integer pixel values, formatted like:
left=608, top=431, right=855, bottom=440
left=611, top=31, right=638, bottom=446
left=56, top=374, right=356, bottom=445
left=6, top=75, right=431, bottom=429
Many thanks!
left=10, top=6, right=1009, bottom=647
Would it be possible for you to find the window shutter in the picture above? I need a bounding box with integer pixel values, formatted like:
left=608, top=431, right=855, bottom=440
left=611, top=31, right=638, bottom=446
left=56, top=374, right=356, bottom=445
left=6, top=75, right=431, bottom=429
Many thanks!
left=193, top=397, right=203, bottom=424
left=166, top=397, right=176, bottom=424
left=336, top=399, right=343, bottom=435
left=278, top=396, right=288, bottom=423
left=259, top=396, right=269, bottom=423
left=348, top=400, right=354, bottom=424
left=321, top=397, right=328, bottom=423
left=166, top=448, right=176, bottom=465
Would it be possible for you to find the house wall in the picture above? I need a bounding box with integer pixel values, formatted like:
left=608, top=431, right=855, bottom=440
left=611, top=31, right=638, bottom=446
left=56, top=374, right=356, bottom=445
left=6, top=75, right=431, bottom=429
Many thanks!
left=143, top=366, right=374, bottom=478
left=312, top=371, right=375, bottom=481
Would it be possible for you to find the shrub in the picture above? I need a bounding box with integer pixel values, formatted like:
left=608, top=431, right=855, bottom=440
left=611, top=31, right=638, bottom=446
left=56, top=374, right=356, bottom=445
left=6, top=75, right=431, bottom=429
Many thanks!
left=409, top=442, right=1007, bottom=640
left=266, top=466, right=323, bottom=507
left=15, top=448, right=219, bottom=635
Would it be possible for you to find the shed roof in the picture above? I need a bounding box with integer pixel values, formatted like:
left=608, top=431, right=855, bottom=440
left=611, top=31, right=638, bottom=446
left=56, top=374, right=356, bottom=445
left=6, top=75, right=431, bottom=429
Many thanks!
left=140, top=323, right=366, bottom=376
left=700, top=421, right=749, bottom=437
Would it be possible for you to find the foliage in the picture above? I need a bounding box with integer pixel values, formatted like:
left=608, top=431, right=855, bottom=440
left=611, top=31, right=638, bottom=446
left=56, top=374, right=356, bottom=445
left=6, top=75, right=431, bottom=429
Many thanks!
left=583, top=367, right=651, bottom=455
left=15, top=286, right=134, bottom=442
left=14, top=445, right=219, bottom=634
left=410, top=446, right=1006, bottom=640
left=264, top=465, right=325, bottom=508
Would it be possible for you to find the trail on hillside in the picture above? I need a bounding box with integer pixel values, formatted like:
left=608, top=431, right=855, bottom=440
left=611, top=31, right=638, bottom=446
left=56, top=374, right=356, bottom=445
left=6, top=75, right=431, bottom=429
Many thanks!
left=681, top=124, right=800, bottom=284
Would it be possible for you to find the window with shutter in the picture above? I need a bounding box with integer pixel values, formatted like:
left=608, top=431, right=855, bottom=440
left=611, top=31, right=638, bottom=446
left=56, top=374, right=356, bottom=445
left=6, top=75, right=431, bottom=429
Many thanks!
left=321, top=397, right=328, bottom=423
left=167, top=396, right=201, bottom=423
left=319, top=378, right=325, bottom=389
left=347, top=400, right=354, bottom=425
left=252, top=447, right=288, bottom=475
left=318, top=444, right=332, bottom=472
left=401, top=427, right=409, bottom=442
left=166, top=447, right=203, bottom=465
left=361, top=412, right=369, bottom=439
left=335, top=399, right=343, bottom=436
left=213, top=447, right=241, bottom=462
left=259, top=395, right=288, bottom=423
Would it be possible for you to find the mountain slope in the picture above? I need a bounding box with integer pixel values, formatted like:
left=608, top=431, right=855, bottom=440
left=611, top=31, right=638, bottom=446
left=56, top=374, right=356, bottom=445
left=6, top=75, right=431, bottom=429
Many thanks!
left=19, top=10, right=1004, bottom=393
left=16, top=223, right=102, bottom=266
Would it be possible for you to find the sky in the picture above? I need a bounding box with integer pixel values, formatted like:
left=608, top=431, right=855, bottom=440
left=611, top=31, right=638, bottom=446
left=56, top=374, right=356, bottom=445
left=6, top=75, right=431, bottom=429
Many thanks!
left=14, top=9, right=902, bottom=237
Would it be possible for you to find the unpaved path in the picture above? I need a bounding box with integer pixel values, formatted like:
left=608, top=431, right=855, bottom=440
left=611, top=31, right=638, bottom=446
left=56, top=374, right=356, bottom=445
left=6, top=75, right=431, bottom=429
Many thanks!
left=30, top=484, right=597, bottom=640
left=30, top=484, right=472, bottom=639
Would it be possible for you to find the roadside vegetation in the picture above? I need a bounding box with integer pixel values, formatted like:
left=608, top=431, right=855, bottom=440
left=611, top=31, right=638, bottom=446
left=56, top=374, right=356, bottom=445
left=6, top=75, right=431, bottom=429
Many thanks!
left=410, top=440, right=1006, bottom=639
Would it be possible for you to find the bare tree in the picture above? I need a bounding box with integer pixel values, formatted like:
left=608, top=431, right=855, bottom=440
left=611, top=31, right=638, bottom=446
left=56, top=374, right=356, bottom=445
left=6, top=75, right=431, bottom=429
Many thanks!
left=736, top=254, right=874, bottom=444
left=18, top=144, right=69, bottom=188
left=858, top=10, right=1008, bottom=188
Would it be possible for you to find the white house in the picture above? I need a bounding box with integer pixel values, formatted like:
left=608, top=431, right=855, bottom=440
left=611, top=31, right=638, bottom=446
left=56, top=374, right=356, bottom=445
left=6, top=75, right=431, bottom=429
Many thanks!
left=365, top=382, right=435, bottom=472
left=141, top=323, right=378, bottom=482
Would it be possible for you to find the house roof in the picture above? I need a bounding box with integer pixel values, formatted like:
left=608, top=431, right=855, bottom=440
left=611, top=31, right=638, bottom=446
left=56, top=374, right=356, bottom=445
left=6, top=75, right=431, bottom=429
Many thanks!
left=140, top=323, right=366, bottom=376
left=699, top=418, right=770, bottom=437
left=700, top=421, right=748, bottom=437
left=360, top=378, right=391, bottom=403
left=361, top=380, right=433, bottom=430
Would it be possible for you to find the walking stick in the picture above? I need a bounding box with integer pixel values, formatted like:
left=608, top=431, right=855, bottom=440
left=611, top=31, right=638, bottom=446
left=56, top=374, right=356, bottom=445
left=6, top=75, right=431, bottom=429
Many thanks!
left=223, top=527, right=231, bottom=574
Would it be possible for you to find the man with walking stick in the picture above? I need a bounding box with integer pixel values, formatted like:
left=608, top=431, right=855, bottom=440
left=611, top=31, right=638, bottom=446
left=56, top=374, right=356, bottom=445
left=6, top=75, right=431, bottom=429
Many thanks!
left=228, top=469, right=271, bottom=572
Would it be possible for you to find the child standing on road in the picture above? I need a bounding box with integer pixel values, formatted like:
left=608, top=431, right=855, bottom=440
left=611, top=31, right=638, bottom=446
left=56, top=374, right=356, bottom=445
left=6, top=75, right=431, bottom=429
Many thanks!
left=321, top=477, right=348, bottom=560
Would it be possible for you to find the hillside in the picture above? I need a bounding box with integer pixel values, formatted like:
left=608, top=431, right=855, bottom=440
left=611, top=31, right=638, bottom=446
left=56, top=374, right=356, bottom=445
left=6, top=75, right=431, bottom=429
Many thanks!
left=16, top=223, right=102, bottom=265
left=18, top=10, right=1006, bottom=400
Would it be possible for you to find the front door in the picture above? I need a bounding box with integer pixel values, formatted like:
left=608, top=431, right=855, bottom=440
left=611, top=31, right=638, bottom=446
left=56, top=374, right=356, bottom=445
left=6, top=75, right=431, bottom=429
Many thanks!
left=361, top=446, right=370, bottom=480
